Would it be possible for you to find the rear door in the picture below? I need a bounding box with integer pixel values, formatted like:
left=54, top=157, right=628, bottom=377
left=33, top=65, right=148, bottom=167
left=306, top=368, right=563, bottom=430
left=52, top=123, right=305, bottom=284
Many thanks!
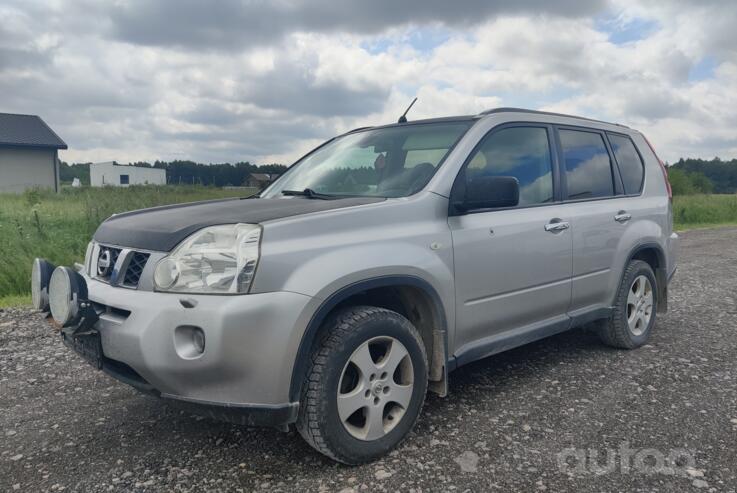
left=449, top=124, right=573, bottom=362
left=555, top=127, right=636, bottom=316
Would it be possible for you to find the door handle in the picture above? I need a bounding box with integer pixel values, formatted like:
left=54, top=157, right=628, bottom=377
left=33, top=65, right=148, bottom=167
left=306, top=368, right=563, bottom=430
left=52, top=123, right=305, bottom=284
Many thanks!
left=614, top=212, right=632, bottom=223
left=544, top=220, right=570, bottom=232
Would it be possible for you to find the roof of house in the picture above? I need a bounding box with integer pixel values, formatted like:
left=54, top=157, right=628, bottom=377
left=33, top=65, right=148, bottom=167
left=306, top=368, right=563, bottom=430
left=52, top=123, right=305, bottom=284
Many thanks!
left=249, top=173, right=275, bottom=181
left=0, top=112, right=68, bottom=149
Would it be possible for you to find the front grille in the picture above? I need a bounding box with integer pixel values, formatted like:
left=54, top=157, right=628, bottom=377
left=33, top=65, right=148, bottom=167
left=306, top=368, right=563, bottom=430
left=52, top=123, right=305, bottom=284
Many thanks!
left=94, top=245, right=150, bottom=289
left=123, top=252, right=149, bottom=287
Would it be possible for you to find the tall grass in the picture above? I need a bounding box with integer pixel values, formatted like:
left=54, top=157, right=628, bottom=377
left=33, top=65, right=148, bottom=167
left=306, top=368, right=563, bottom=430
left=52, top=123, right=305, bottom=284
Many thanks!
left=0, top=186, right=251, bottom=299
left=1, top=188, right=736, bottom=302
left=672, top=194, right=737, bottom=229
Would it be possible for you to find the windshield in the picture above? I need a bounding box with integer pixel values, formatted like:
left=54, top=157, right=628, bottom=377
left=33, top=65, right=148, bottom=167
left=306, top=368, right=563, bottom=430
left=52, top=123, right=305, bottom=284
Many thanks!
left=261, top=121, right=473, bottom=198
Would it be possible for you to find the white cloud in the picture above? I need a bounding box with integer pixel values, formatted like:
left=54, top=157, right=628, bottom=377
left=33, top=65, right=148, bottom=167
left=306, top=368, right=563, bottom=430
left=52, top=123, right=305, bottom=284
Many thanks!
left=0, top=0, right=735, bottom=164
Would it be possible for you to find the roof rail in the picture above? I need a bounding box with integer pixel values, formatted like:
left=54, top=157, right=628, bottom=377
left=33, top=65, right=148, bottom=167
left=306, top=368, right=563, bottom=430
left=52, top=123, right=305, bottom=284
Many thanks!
left=479, top=107, right=629, bottom=128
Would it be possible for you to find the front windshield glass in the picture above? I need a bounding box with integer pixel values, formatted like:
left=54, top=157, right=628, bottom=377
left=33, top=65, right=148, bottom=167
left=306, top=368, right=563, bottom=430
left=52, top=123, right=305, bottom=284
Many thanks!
left=262, top=121, right=473, bottom=198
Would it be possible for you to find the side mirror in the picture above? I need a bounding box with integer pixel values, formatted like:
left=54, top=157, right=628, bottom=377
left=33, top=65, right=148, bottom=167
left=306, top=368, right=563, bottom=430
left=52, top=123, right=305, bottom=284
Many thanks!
left=457, top=175, right=519, bottom=212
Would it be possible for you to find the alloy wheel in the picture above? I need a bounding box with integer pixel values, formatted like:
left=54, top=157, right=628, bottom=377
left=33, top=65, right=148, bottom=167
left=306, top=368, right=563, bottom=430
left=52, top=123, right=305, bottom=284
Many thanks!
left=627, top=275, right=654, bottom=336
left=337, top=336, right=414, bottom=441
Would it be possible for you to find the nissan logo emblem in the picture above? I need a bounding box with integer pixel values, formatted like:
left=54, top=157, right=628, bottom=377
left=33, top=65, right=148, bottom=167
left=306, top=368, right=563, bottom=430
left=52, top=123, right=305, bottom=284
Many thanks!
left=97, top=249, right=113, bottom=277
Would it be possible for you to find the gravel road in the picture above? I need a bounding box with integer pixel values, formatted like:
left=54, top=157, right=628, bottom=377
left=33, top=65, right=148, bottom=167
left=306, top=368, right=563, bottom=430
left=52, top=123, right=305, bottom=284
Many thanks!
left=2, top=228, right=736, bottom=492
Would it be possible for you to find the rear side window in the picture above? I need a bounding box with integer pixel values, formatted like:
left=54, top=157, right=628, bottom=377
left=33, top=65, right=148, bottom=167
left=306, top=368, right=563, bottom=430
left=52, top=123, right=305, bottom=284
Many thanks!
left=559, top=129, right=614, bottom=199
left=465, top=126, right=554, bottom=206
left=608, top=133, right=644, bottom=194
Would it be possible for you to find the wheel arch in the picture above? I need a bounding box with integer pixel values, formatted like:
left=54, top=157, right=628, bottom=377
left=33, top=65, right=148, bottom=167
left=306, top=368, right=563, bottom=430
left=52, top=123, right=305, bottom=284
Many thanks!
left=288, top=275, right=449, bottom=402
left=617, top=242, right=668, bottom=313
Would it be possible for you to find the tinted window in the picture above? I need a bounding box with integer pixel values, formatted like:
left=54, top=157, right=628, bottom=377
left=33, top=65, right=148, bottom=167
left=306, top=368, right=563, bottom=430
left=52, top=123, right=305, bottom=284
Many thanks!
left=559, top=129, right=614, bottom=199
left=608, top=133, right=644, bottom=194
left=465, top=127, right=553, bottom=206
left=119, top=174, right=130, bottom=185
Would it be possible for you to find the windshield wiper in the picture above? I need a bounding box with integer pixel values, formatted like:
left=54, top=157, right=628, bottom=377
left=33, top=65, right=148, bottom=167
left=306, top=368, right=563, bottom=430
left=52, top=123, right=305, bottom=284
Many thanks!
left=281, top=188, right=339, bottom=200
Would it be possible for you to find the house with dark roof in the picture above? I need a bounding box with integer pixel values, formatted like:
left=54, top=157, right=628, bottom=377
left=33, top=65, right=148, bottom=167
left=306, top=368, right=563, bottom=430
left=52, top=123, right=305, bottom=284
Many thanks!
left=0, top=113, right=67, bottom=193
left=245, top=172, right=280, bottom=188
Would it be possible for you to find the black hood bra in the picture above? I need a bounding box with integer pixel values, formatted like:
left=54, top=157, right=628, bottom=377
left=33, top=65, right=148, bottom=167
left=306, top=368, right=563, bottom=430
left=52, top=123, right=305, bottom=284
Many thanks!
left=93, top=196, right=384, bottom=251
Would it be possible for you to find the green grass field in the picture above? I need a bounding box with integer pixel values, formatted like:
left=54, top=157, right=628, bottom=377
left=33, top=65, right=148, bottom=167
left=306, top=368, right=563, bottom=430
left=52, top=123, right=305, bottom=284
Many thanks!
left=672, top=194, right=737, bottom=230
left=1, top=189, right=735, bottom=307
left=0, top=186, right=253, bottom=307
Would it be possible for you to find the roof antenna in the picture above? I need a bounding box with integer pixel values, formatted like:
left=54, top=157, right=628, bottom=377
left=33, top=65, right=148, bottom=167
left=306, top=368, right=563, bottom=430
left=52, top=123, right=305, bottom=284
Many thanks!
left=398, top=97, right=418, bottom=123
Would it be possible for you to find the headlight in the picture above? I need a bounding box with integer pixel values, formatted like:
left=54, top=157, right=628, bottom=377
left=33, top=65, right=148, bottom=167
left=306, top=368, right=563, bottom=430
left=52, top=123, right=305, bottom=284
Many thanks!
left=83, top=241, right=95, bottom=276
left=154, top=223, right=262, bottom=294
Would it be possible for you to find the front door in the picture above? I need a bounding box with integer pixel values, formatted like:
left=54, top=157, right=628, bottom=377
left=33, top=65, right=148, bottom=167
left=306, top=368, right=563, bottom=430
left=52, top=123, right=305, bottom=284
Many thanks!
left=449, top=125, right=573, bottom=363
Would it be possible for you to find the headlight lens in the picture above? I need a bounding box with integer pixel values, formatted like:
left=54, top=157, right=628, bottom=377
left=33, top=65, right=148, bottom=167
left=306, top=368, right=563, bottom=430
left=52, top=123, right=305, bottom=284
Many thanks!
left=154, top=223, right=262, bottom=294
left=84, top=241, right=94, bottom=276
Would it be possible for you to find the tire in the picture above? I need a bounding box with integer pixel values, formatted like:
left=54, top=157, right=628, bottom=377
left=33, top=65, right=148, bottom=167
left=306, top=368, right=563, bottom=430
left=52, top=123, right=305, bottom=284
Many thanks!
left=598, top=260, right=658, bottom=349
left=296, top=305, right=428, bottom=464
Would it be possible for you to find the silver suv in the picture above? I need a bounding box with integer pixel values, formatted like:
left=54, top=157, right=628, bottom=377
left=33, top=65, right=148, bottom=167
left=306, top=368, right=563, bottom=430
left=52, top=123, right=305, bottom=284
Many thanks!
left=33, top=108, right=678, bottom=464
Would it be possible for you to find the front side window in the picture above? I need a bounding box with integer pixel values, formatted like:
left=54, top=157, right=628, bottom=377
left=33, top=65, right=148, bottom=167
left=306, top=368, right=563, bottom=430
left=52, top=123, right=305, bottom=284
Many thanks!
left=262, top=122, right=473, bottom=198
left=608, top=133, right=644, bottom=194
left=559, top=129, right=614, bottom=199
left=463, top=126, right=554, bottom=206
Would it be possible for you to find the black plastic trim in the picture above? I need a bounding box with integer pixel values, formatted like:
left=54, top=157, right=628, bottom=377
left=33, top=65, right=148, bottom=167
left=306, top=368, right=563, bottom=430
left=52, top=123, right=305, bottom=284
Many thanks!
left=451, top=317, right=572, bottom=369
left=570, top=307, right=613, bottom=327
left=288, top=275, right=448, bottom=402
left=100, top=354, right=299, bottom=426
left=101, top=356, right=159, bottom=396
left=161, top=395, right=299, bottom=427
left=448, top=306, right=614, bottom=371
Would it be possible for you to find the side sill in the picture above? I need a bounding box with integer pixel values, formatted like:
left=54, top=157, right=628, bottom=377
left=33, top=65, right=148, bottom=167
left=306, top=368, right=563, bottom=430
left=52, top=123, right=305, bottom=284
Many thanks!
left=448, top=307, right=614, bottom=372
left=450, top=316, right=571, bottom=370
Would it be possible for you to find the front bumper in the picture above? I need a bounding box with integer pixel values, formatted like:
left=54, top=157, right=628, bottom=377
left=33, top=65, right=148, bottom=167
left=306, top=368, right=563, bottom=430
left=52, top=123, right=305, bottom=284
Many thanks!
left=66, top=274, right=314, bottom=425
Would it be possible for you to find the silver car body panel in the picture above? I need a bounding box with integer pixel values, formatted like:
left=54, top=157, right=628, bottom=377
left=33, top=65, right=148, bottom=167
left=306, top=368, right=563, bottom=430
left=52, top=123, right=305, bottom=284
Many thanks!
left=84, top=273, right=315, bottom=406
left=75, top=109, right=677, bottom=414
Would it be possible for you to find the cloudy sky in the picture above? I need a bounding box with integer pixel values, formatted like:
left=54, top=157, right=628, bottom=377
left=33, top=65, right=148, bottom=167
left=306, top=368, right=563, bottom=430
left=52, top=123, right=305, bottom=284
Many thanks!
left=2, top=0, right=736, bottom=165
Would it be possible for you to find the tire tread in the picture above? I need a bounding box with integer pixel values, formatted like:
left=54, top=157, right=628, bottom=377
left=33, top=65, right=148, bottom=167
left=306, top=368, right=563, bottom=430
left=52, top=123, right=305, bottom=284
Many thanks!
left=598, top=260, right=655, bottom=349
left=296, top=305, right=427, bottom=463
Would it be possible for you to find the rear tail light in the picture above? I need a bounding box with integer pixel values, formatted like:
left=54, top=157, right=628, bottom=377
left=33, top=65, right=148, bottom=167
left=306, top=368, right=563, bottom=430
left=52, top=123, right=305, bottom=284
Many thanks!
left=642, top=134, right=672, bottom=201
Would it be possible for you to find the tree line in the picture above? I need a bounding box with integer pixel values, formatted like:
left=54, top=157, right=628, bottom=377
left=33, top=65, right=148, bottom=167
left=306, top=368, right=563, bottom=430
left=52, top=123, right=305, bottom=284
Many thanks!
left=59, top=160, right=288, bottom=187
left=668, top=158, right=737, bottom=195
left=59, top=157, right=737, bottom=195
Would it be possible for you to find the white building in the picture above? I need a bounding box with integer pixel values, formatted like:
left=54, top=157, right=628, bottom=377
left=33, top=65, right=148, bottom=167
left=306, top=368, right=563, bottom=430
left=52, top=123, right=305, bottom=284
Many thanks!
left=90, top=162, right=166, bottom=187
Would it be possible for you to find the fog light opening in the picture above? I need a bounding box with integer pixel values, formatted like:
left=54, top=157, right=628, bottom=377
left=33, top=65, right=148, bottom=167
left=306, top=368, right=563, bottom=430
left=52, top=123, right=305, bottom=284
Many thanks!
left=174, top=325, right=206, bottom=359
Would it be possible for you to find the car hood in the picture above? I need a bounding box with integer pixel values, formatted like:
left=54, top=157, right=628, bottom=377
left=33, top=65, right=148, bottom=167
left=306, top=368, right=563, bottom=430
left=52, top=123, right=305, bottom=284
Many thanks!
left=93, top=196, right=385, bottom=251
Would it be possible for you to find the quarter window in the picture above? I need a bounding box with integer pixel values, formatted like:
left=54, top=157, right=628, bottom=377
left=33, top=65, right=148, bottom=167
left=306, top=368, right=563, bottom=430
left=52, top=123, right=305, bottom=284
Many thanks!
left=559, top=129, right=614, bottom=199
left=464, top=127, right=554, bottom=206
left=608, top=133, right=644, bottom=194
